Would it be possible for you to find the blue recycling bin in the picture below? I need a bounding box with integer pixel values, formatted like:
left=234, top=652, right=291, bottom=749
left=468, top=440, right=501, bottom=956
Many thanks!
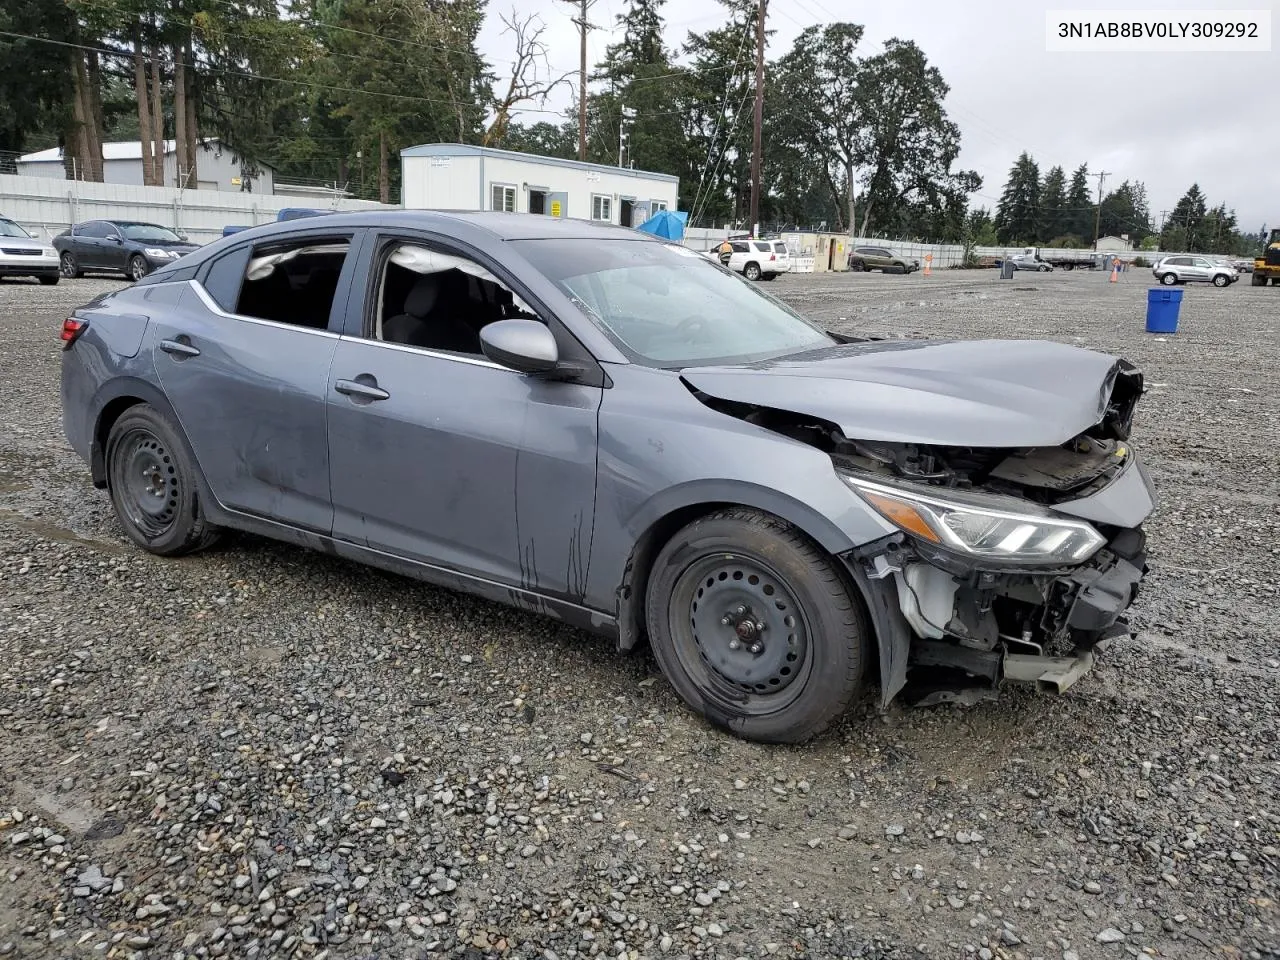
left=1146, top=288, right=1182, bottom=333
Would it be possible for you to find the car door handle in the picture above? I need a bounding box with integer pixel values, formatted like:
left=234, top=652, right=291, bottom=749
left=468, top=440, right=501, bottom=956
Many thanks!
left=159, top=338, right=201, bottom=358
left=334, top=378, right=390, bottom=402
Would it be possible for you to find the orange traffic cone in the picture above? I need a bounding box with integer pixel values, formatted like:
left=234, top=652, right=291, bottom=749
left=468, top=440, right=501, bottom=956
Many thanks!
left=1109, top=260, right=1119, bottom=283
left=923, top=254, right=933, bottom=277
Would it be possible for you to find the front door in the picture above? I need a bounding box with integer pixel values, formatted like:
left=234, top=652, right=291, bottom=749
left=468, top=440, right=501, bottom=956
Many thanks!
left=150, top=230, right=363, bottom=532
left=325, top=232, right=602, bottom=599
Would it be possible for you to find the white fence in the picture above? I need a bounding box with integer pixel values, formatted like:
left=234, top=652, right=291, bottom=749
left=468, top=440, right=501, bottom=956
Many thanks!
left=0, top=174, right=394, bottom=245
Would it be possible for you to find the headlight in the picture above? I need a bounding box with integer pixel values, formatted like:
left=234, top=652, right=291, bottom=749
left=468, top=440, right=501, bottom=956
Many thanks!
left=42, top=247, right=57, bottom=258
left=143, top=248, right=173, bottom=259
left=840, top=473, right=1106, bottom=564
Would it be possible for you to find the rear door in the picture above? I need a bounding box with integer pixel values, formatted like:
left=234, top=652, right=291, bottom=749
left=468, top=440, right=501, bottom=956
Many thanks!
left=150, top=228, right=366, bottom=533
left=75, top=221, right=110, bottom=268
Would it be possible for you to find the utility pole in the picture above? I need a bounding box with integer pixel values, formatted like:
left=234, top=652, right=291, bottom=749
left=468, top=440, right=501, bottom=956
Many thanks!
left=749, top=0, right=767, bottom=238
left=1091, top=170, right=1110, bottom=250
left=618, top=105, right=636, bottom=168
left=561, top=0, right=596, bottom=161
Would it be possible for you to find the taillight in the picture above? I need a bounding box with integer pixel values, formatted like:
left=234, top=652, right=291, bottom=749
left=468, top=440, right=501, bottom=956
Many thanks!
left=770, top=253, right=776, bottom=261
left=61, top=317, right=88, bottom=349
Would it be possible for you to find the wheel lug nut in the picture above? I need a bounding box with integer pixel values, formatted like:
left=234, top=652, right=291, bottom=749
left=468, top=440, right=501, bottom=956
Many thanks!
left=749, top=643, right=762, bottom=654
left=735, top=605, right=746, bottom=616
left=728, top=639, right=740, bottom=650
left=721, top=615, right=732, bottom=625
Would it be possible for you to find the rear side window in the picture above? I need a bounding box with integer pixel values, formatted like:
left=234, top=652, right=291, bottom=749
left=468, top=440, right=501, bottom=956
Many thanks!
left=234, top=237, right=352, bottom=330
left=752, top=241, right=771, bottom=252
left=78, top=221, right=112, bottom=238
left=203, top=246, right=253, bottom=312
left=772, top=242, right=788, bottom=254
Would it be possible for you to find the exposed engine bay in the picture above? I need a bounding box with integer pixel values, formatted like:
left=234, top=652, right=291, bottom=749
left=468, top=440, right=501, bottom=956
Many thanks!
left=685, top=356, right=1150, bottom=706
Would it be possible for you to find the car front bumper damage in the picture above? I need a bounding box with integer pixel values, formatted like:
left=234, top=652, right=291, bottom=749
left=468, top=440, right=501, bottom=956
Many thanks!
left=842, top=520, right=1148, bottom=708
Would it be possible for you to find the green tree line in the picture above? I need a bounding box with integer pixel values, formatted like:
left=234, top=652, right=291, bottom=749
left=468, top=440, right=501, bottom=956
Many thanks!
left=992, top=151, right=1258, bottom=255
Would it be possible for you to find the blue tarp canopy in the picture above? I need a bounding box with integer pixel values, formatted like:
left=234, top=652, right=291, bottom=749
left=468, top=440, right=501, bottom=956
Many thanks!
left=635, top=209, right=688, bottom=240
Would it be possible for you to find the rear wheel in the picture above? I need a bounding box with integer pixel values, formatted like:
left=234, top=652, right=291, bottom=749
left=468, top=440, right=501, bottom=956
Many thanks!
left=1251, top=273, right=1266, bottom=286
left=743, top=262, right=761, bottom=281
left=106, top=405, right=220, bottom=556
left=1160, top=272, right=1178, bottom=285
left=645, top=508, right=868, bottom=744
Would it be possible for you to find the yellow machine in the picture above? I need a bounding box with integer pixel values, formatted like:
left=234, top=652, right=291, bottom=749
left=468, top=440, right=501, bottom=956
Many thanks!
left=1253, top=228, right=1280, bottom=286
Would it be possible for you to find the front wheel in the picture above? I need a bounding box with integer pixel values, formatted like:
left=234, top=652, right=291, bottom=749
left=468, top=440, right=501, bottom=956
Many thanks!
left=127, top=254, right=150, bottom=282
left=106, top=405, right=220, bottom=556
left=1160, top=272, right=1178, bottom=285
left=645, top=508, right=868, bottom=744
left=1212, top=273, right=1229, bottom=287
left=60, top=252, right=82, bottom=279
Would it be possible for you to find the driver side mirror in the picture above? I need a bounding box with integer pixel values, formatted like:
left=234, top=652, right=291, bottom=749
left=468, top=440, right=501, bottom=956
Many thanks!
left=479, top=318, right=559, bottom=374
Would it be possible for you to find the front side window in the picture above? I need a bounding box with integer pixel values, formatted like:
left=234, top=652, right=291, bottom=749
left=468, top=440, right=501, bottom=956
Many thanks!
left=591, top=195, right=612, bottom=222
left=513, top=239, right=832, bottom=367
left=0, top=220, right=32, bottom=239
left=730, top=241, right=750, bottom=254
left=235, top=237, right=351, bottom=330
left=121, top=223, right=182, bottom=243
left=491, top=184, right=516, bottom=213
left=373, top=241, right=539, bottom=355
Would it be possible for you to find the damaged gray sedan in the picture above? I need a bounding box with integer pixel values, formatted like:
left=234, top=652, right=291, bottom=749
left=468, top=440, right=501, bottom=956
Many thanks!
left=60, top=211, right=1153, bottom=744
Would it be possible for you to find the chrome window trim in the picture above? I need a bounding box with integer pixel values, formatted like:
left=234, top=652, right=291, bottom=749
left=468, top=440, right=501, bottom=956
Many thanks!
left=186, top=279, right=341, bottom=339
left=335, top=334, right=512, bottom=372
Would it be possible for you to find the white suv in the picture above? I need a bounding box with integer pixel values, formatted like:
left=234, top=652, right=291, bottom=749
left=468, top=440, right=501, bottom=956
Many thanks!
left=1153, top=255, right=1238, bottom=288
left=712, top=239, right=789, bottom=281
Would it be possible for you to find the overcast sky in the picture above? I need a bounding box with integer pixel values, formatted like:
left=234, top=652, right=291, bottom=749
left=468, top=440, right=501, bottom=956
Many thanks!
left=476, top=0, right=1277, bottom=231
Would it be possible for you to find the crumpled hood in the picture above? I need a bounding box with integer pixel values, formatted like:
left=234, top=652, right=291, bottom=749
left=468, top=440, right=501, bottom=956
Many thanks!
left=681, top=339, right=1142, bottom=448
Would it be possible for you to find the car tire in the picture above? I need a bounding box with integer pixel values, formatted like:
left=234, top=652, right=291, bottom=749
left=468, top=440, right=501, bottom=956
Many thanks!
left=38, top=275, right=59, bottom=286
left=644, top=508, right=868, bottom=744
left=1039, top=265, right=1050, bottom=272
left=127, top=254, right=150, bottom=282
left=60, top=252, right=82, bottom=279
left=892, top=264, right=907, bottom=275
left=1212, top=273, right=1229, bottom=287
left=743, top=262, right=761, bottom=281
left=848, top=260, right=864, bottom=272
left=1159, top=272, right=1178, bottom=285
left=105, top=405, right=220, bottom=557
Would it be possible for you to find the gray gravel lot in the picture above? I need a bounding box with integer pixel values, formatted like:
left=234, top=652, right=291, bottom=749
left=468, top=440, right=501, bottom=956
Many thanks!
left=0, top=267, right=1277, bottom=960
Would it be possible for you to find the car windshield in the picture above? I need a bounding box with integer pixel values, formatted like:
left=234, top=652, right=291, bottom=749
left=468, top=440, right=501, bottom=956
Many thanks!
left=513, top=238, right=833, bottom=367
left=0, top=220, right=33, bottom=239
left=120, top=223, right=183, bottom=242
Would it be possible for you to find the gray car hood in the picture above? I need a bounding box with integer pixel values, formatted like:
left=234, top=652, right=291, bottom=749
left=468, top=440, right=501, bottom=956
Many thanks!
left=681, top=339, right=1138, bottom=448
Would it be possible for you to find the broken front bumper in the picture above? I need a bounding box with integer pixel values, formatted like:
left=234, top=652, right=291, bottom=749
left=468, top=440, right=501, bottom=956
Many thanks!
left=843, top=521, right=1149, bottom=708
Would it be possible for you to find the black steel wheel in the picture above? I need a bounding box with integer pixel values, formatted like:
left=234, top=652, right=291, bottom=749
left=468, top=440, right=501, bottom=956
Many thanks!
left=128, top=254, right=149, bottom=282
left=106, top=405, right=219, bottom=556
left=646, top=508, right=868, bottom=743
left=60, top=252, right=82, bottom=279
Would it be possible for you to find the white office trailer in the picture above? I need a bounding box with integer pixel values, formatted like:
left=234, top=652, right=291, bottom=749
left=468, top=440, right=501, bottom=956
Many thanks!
left=400, top=144, right=679, bottom=227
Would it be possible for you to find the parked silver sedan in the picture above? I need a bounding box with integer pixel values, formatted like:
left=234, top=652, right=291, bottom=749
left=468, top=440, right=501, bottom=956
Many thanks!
left=1152, top=255, right=1238, bottom=287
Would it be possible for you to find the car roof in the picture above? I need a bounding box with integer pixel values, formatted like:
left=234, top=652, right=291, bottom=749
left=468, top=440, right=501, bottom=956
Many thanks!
left=220, top=210, right=658, bottom=244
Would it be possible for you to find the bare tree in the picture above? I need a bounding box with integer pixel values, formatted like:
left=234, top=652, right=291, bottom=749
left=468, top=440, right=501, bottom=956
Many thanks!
left=483, top=10, right=573, bottom=148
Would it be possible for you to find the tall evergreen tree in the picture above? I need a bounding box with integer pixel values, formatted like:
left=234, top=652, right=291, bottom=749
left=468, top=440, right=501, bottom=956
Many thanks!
left=1161, top=183, right=1208, bottom=251
left=995, top=151, right=1040, bottom=244
left=1038, top=165, right=1066, bottom=243
left=1065, top=163, right=1092, bottom=240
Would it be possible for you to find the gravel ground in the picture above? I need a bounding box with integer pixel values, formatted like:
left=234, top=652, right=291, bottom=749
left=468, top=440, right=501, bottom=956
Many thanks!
left=0, top=267, right=1277, bottom=960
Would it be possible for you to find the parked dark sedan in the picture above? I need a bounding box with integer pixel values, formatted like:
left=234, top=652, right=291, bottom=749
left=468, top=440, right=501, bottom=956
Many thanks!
left=54, top=219, right=200, bottom=281
left=59, top=211, right=1154, bottom=743
left=846, top=245, right=920, bottom=274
